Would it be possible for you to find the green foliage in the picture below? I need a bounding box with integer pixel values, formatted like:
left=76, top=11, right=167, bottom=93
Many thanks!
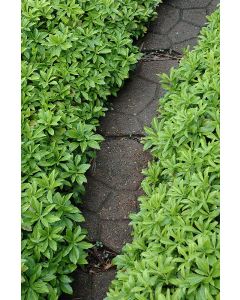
left=106, top=9, right=220, bottom=300
left=21, top=0, right=162, bottom=299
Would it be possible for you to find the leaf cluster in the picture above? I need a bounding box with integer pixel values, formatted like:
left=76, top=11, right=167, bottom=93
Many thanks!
left=21, top=0, right=162, bottom=299
left=106, top=9, right=220, bottom=300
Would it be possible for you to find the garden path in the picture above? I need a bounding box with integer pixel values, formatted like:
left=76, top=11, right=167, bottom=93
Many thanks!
left=61, top=0, right=219, bottom=299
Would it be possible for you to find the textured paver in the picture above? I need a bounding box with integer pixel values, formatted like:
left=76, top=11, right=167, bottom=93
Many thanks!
left=79, top=138, right=151, bottom=245
left=81, top=210, right=100, bottom=242
left=62, top=270, right=116, bottom=300
left=99, top=111, right=142, bottom=136
left=99, top=191, right=137, bottom=220
left=183, top=9, right=208, bottom=27
left=207, top=0, right=220, bottom=14
left=60, top=0, right=219, bottom=299
left=100, top=220, right=133, bottom=252
left=151, top=4, right=180, bottom=34
left=137, top=99, right=159, bottom=127
left=172, top=37, right=198, bottom=53
left=82, top=177, right=111, bottom=213
left=142, top=33, right=172, bottom=50
left=139, top=60, right=179, bottom=83
left=108, top=77, right=157, bottom=115
left=168, top=21, right=200, bottom=43
left=92, top=270, right=116, bottom=300
left=143, top=0, right=218, bottom=53
left=72, top=271, right=92, bottom=300
left=88, top=139, right=151, bottom=191
left=168, top=0, right=212, bottom=8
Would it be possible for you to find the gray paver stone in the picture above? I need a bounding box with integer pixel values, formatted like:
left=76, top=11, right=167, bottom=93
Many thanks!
left=99, top=191, right=137, bottom=220
left=183, top=9, right=207, bottom=27
left=142, top=33, right=172, bottom=51
left=168, top=0, right=211, bottom=9
left=99, top=111, right=142, bottom=136
left=172, top=37, right=198, bottom=53
left=151, top=4, right=180, bottom=34
left=111, top=77, right=157, bottom=114
left=92, top=270, right=116, bottom=300
left=137, top=99, right=159, bottom=130
left=169, top=21, right=200, bottom=44
left=72, top=271, right=92, bottom=300
left=100, top=220, right=133, bottom=253
left=82, top=177, right=111, bottom=212
left=207, top=0, right=219, bottom=14
left=90, top=139, right=151, bottom=191
left=81, top=210, right=100, bottom=242
left=139, top=60, right=179, bottom=84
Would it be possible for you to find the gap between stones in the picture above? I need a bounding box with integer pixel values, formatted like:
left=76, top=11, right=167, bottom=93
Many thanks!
left=84, top=242, right=118, bottom=275
left=105, top=134, right=144, bottom=142
left=140, top=48, right=183, bottom=62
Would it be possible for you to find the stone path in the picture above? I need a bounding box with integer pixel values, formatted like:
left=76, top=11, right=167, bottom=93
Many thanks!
left=61, top=0, right=219, bottom=299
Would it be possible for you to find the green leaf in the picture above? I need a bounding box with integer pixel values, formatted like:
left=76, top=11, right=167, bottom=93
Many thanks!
left=32, top=281, right=49, bottom=294
left=26, top=288, right=38, bottom=300
left=60, top=282, right=73, bottom=295
left=69, top=246, right=79, bottom=264
left=45, top=214, right=60, bottom=223
left=88, top=140, right=100, bottom=150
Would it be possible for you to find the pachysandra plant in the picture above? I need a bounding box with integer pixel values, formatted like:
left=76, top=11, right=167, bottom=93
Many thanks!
left=21, top=0, right=162, bottom=299
left=106, top=9, right=220, bottom=300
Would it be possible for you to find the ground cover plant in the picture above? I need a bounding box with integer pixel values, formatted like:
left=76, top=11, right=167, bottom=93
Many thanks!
left=106, top=9, right=220, bottom=300
left=21, top=0, right=162, bottom=299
